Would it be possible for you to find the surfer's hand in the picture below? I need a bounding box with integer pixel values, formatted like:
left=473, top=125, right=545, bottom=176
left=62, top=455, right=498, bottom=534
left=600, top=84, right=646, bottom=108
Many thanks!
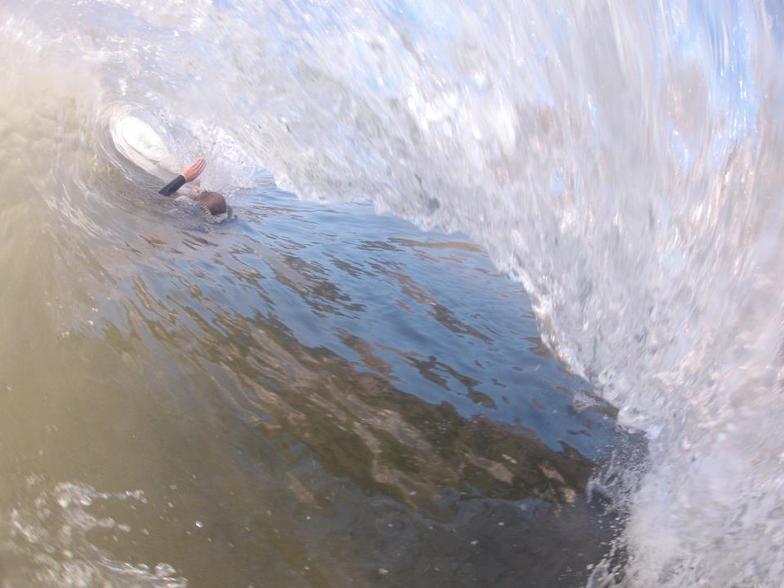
left=182, top=158, right=207, bottom=183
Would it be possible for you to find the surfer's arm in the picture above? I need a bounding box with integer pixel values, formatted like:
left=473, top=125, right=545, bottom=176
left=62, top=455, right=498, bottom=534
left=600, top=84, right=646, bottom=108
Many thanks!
left=159, top=158, right=207, bottom=196
left=159, top=175, right=187, bottom=196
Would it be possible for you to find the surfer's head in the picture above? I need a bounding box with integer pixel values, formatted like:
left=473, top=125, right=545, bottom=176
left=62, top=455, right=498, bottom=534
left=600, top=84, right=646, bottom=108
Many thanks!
left=195, top=191, right=227, bottom=216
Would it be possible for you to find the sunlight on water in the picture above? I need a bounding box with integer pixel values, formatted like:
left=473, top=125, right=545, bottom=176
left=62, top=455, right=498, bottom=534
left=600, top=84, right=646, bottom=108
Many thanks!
left=1, top=0, right=783, bottom=585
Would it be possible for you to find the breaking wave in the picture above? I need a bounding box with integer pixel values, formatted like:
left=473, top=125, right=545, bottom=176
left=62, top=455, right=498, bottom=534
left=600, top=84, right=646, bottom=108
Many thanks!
left=2, top=0, right=784, bottom=584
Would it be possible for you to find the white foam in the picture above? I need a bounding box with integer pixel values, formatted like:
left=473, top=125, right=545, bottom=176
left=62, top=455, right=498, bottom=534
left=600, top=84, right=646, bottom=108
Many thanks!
left=109, top=111, right=178, bottom=180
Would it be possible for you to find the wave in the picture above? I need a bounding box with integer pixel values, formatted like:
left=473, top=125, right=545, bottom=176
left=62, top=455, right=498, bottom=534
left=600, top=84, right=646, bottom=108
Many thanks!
left=3, top=0, right=784, bottom=584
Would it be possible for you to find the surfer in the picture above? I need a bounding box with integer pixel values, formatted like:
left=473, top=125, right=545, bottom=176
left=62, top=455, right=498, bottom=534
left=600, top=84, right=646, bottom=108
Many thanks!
left=110, top=113, right=228, bottom=217
left=158, top=157, right=228, bottom=216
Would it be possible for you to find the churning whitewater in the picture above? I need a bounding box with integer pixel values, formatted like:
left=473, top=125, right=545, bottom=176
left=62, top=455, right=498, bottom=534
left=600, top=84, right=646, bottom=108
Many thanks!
left=1, top=0, right=783, bottom=586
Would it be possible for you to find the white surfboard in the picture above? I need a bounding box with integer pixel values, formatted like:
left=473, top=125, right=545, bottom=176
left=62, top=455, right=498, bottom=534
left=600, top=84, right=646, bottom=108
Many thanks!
left=110, top=113, right=178, bottom=180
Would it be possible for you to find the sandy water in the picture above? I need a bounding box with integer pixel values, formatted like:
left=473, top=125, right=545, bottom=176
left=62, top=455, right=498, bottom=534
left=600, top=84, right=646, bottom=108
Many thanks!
left=0, top=186, right=620, bottom=586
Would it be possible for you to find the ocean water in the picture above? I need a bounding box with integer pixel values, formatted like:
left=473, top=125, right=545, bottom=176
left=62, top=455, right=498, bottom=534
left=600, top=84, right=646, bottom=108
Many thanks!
left=0, top=188, right=622, bottom=587
left=1, top=0, right=782, bottom=586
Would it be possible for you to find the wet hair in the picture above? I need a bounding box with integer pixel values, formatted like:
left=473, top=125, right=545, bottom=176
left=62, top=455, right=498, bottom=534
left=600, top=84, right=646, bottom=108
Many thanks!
left=195, top=191, right=227, bottom=216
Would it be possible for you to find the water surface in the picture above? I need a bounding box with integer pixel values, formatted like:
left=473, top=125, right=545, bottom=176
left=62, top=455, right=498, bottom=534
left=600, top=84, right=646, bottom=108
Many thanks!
left=1, top=188, right=619, bottom=586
